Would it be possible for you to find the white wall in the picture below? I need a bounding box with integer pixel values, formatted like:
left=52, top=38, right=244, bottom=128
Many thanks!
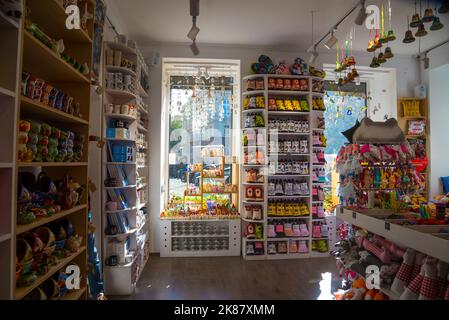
left=429, top=63, right=449, bottom=197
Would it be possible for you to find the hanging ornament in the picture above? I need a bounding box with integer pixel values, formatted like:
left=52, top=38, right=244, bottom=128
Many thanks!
left=422, top=1, right=435, bottom=22
left=430, top=16, right=444, bottom=30
left=367, top=28, right=376, bottom=52
left=334, top=41, right=342, bottom=72
left=439, top=1, right=449, bottom=14
left=415, top=22, right=428, bottom=37
left=403, top=16, right=416, bottom=43
left=384, top=46, right=394, bottom=59
left=386, top=0, right=396, bottom=41
left=378, top=51, right=387, bottom=64
left=411, top=1, right=421, bottom=27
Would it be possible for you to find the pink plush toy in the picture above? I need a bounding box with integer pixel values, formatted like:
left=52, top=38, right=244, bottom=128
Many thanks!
left=373, top=235, right=405, bottom=258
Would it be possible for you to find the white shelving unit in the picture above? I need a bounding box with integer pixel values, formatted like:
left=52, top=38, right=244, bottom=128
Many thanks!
left=102, top=40, right=150, bottom=295
left=337, top=207, right=449, bottom=263
left=240, top=74, right=330, bottom=260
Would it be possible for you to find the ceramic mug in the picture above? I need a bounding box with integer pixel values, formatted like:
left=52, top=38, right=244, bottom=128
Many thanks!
left=120, top=104, right=129, bottom=114
left=113, top=105, right=121, bottom=114
left=105, top=104, right=113, bottom=114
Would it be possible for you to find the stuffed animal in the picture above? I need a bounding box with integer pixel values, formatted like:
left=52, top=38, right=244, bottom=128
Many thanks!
left=391, top=248, right=416, bottom=296
left=274, top=60, right=290, bottom=75
left=290, top=57, right=308, bottom=75
left=251, top=55, right=275, bottom=74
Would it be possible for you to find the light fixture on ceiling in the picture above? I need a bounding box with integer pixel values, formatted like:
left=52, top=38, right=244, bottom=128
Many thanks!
left=190, top=40, right=200, bottom=56
left=355, top=0, right=369, bottom=25
left=308, top=46, right=319, bottom=65
left=188, top=0, right=200, bottom=55
left=324, top=29, right=338, bottom=49
left=187, top=16, right=200, bottom=41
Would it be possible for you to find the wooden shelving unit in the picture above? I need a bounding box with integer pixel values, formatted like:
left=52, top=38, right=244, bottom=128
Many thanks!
left=240, top=74, right=330, bottom=260
left=4, top=0, right=96, bottom=300
left=101, top=39, right=150, bottom=295
left=0, top=0, right=22, bottom=300
left=397, top=97, right=430, bottom=197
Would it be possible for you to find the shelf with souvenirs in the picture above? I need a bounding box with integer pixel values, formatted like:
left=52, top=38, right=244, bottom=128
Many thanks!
left=101, top=35, right=150, bottom=295
left=160, top=146, right=240, bottom=257
left=241, top=55, right=331, bottom=260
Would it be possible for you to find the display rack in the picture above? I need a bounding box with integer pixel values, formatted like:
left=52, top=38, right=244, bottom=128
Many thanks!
left=6, top=0, right=96, bottom=300
left=337, top=207, right=449, bottom=264
left=396, top=97, right=430, bottom=198
left=240, top=74, right=330, bottom=260
left=160, top=148, right=241, bottom=257
left=102, top=39, right=150, bottom=295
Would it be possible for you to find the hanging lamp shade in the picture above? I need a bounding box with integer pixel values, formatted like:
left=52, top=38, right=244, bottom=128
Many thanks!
left=384, top=47, right=394, bottom=59
left=422, top=7, right=435, bottom=22
left=430, top=16, right=444, bottom=30
left=415, top=22, right=428, bottom=37
left=403, top=29, right=416, bottom=43
left=378, top=52, right=387, bottom=64
left=438, top=1, right=449, bottom=14
left=410, top=13, right=421, bottom=27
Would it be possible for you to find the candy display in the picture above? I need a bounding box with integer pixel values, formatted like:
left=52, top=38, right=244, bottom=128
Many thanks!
left=244, top=168, right=264, bottom=184
left=268, top=77, right=309, bottom=91
left=243, top=149, right=265, bottom=165
left=267, top=200, right=310, bottom=217
left=21, top=72, right=82, bottom=118
left=312, top=97, right=326, bottom=111
left=243, top=113, right=265, bottom=128
left=242, top=204, right=263, bottom=221
left=268, top=118, right=309, bottom=133
left=268, top=179, right=309, bottom=196
left=244, top=223, right=264, bottom=239
left=243, top=95, right=265, bottom=110
left=267, top=97, right=309, bottom=112
left=268, top=160, right=309, bottom=175
left=242, top=129, right=265, bottom=147
left=244, top=185, right=264, bottom=201
left=245, top=241, right=265, bottom=256
left=267, top=219, right=309, bottom=238
left=245, top=78, right=264, bottom=91
left=18, top=119, right=84, bottom=163
left=268, top=138, right=308, bottom=155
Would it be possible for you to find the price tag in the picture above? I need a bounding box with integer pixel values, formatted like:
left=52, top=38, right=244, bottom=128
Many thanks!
left=385, top=222, right=390, bottom=231
left=352, top=211, right=357, bottom=219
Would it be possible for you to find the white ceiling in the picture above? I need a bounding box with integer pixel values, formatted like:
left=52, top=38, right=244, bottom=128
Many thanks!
left=109, top=0, right=449, bottom=55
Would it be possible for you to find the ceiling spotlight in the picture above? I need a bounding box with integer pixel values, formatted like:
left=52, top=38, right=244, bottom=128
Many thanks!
left=324, top=30, right=338, bottom=49
left=355, top=0, right=369, bottom=25
left=309, top=47, right=319, bottom=65
left=190, top=40, right=200, bottom=56
left=187, top=16, right=200, bottom=41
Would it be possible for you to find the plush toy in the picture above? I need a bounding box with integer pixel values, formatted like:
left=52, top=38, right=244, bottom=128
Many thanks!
left=348, top=277, right=367, bottom=300
left=364, top=289, right=379, bottom=300
left=373, top=292, right=388, bottom=300
left=251, top=55, right=275, bottom=74
left=275, top=61, right=290, bottom=75
left=290, top=57, right=308, bottom=75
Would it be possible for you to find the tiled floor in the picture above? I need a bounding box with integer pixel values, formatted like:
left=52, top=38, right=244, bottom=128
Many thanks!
left=113, top=254, right=341, bottom=300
